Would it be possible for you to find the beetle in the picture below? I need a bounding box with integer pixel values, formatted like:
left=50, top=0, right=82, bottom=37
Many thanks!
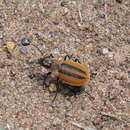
left=36, top=54, right=90, bottom=101
left=27, top=44, right=90, bottom=102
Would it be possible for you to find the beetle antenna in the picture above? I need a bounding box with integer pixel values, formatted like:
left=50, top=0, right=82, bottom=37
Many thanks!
left=23, top=44, right=44, bottom=71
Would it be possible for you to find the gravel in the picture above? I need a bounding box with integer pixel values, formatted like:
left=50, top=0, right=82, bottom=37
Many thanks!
left=0, top=0, right=129, bottom=129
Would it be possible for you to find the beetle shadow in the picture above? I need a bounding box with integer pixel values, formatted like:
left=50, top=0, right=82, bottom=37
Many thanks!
left=29, top=72, right=84, bottom=97
left=59, top=82, right=85, bottom=97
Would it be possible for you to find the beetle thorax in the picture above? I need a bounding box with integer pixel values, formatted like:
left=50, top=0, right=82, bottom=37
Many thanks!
left=50, top=62, right=61, bottom=71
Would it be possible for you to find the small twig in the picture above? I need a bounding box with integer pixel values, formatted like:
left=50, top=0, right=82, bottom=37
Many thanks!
left=71, top=121, right=97, bottom=130
left=100, top=111, right=130, bottom=125
left=7, top=123, right=11, bottom=130
left=78, top=6, right=82, bottom=23
left=77, top=0, right=83, bottom=23
left=100, top=112, right=123, bottom=122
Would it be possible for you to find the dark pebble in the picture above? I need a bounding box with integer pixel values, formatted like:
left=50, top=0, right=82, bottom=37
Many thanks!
left=116, top=0, right=122, bottom=3
left=10, top=70, right=17, bottom=77
left=49, top=31, right=58, bottom=38
left=28, top=73, right=36, bottom=79
left=34, top=32, right=42, bottom=40
left=96, top=49, right=102, bottom=55
left=128, top=41, right=130, bottom=44
left=100, top=14, right=106, bottom=19
left=60, top=1, right=66, bottom=7
left=21, top=38, right=31, bottom=46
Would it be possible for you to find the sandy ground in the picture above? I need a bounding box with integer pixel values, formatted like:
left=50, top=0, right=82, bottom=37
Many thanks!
left=0, top=0, right=130, bottom=130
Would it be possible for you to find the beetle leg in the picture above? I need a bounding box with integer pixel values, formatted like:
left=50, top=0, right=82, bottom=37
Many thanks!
left=64, top=55, right=81, bottom=63
left=64, top=55, right=70, bottom=60
left=49, top=53, right=54, bottom=58
left=45, top=54, right=54, bottom=59
left=74, top=58, right=81, bottom=63
left=51, top=78, right=60, bottom=104
left=64, top=54, right=73, bottom=61
left=43, top=72, right=52, bottom=87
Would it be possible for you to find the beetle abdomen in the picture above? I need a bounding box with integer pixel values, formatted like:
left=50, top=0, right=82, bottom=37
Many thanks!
left=58, top=60, right=89, bottom=86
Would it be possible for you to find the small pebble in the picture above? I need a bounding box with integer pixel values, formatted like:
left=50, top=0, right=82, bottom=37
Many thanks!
left=0, top=34, right=3, bottom=39
left=21, top=38, right=31, bottom=46
left=0, top=48, right=3, bottom=52
left=10, top=70, right=17, bottom=77
left=34, top=32, right=43, bottom=40
left=107, top=52, right=114, bottom=58
left=101, top=48, right=109, bottom=55
left=96, top=49, right=102, bottom=55
left=48, top=106, right=54, bottom=113
left=52, top=118, right=61, bottom=126
left=6, top=41, right=15, bottom=53
left=115, top=73, right=128, bottom=80
left=78, top=23, right=89, bottom=31
left=92, top=117, right=102, bottom=125
left=99, top=14, right=106, bottom=19
left=60, top=1, right=66, bottom=7
left=20, top=47, right=28, bottom=54
left=116, top=0, right=122, bottom=3
left=48, top=31, right=58, bottom=38
left=28, top=73, right=36, bottom=79
left=96, top=48, right=112, bottom=56
left=48, top=83, right=57, bottom=92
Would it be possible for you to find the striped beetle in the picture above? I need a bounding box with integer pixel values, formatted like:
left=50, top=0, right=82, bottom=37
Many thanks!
left=36, top=54, right=90, bottom=101
left=26, top=44, right=91, bottom=103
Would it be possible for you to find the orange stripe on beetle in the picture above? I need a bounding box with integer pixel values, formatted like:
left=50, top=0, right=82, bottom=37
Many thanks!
left=58, top=60, right=89, bottom=86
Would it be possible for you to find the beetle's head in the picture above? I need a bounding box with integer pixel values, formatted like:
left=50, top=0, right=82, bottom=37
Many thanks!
left=37, top=58, right=53, bottom=68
